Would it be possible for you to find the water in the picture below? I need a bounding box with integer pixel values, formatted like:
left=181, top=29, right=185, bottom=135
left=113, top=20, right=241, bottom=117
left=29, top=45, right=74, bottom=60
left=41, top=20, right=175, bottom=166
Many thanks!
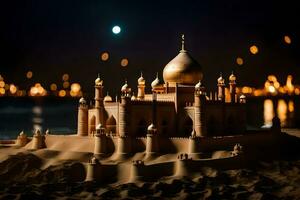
left=0, top=97, right=78, bottom=139
left=0, top=96, right=299, bottom=140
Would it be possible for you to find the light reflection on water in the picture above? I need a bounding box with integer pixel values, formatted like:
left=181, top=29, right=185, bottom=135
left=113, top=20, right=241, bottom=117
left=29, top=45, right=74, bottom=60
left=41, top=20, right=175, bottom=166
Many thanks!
left=263, top=99, right=294, bottom=127
left=32, top=106, right=43, bottom=133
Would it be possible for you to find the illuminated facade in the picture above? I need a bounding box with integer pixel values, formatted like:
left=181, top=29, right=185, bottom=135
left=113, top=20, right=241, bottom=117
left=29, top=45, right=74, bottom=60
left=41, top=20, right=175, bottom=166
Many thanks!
left=77, top=35, right=247, bottom=138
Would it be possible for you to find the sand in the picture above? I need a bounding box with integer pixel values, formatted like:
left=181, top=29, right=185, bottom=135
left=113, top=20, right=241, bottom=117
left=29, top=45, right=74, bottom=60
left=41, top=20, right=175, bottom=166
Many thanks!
left=0, top=131, right=299, bottom=199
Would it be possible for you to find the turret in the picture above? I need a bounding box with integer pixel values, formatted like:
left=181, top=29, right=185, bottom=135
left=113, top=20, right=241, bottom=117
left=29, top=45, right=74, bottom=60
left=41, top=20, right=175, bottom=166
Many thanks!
left=137, top=72, right=145, bottom=100
left=77, top=97, right=88, bottom=136
left=31, top=129, right=45, bottom=149
left=94, top=123, right=107, bottom=156
left=188, top=130, right=202, bottom=158
left=194, top=80, right=206, bottom=137
left=217, top=73, right=225, bottom=102
left=119, top=80, right=132, bottom=137
left=85, top=156, right=101, bottom=182
left=15, top=131, right=28, bottom=147
left=94, top=74, right=104, bottom=127
left=145, top=123, right=159, bottom=159
left=229, top=72, right=237, bottom=103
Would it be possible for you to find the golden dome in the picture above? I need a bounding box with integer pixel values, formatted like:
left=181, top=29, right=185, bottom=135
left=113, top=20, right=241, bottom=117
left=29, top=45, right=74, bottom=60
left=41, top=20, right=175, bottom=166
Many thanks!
left=229, top=72, right=236, bottom=81
left=131, top=94, right=137, bottom=100
left=138, top=72, right=145, bottom=85
left=151, top=73, right=164, bottom=88
left=163, top=35, right=203, bottom=85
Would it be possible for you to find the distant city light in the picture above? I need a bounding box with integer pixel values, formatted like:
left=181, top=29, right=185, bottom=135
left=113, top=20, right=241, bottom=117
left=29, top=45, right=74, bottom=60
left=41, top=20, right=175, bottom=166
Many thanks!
left=284, top=35, right=292, bottom=44
left=0, top=88, right=5, bottom=95
left=250, top=45, right=259, bottom=55
left=58, top=90, right=66, bottom=97
left=63, top=81, right=70, bottom=89
left=236, top=57, right=244, bottom=65
left=62, top=74, right=69, bottom=81
left=70, top=83, right=81, bottom=93
left=112, top=26, right=121, bottom=34
left=26, top=71, right=33, bottom=79
left=0, top=81, right=5, bottom=88
left=121, top=58, right=129, bottom=67
left=9, top=84, right=17, bottom=94
left=50, top=83, right=57, bottom=91
left=101, top=52, right=109, bottom=61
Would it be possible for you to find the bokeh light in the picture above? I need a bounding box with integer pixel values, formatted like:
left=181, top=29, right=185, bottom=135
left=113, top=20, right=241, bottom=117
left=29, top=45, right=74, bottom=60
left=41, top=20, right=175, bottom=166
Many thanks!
left=58, top=90, right=66, bottom=97
left=250, top=45, right=259, bottom=55
left=121, top=58, right=129, bottom=67
left=26, top=71, right=33, bottom=79
left=50, top=83, right=57, bottom=91
left=9, top=84, right=17, bottom=94
left=101, top=52, right=109, bottom=61
left=284, top=35, right=292, bottom=44
left=63, top=81, right=70, bottom=89
left=62, top=74, right=69, bottom=81
left=236, top=57, right=244, bottom=65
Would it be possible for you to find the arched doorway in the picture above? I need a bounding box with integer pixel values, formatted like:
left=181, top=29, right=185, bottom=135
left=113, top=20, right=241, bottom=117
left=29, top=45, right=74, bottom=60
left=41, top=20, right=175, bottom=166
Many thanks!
left=161, top=119, right=168, bottom=135
left=226, top=115, right=235, bottom=134
left=106, top=115, right=117, bottom=134
left=207, top=116, right=216, bottom=135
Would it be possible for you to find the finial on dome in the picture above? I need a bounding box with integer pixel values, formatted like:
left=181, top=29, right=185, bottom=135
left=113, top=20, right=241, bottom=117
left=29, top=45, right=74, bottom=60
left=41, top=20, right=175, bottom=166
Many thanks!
left=181, top=34, right=185, bottom=52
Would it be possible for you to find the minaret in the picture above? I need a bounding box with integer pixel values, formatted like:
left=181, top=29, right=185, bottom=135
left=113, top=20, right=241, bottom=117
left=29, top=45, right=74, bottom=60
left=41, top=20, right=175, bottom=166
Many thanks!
left=137, top=72, right=145, bottom=100
left=94, top=74, right=104, bottom=127
left=77, top=97, right=88, bottom=136
left=217, top=73, right=225, bottom=102
left=229, top=71, right=237, bottom=103
left=119, top=80, right=132, bottom=136
left=194, top=80, right=206, bottom=137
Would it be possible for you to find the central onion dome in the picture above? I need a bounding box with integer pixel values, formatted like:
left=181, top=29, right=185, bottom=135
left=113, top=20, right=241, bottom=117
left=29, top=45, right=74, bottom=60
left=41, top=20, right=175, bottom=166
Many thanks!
left=163, top=35, right=203, bottom=86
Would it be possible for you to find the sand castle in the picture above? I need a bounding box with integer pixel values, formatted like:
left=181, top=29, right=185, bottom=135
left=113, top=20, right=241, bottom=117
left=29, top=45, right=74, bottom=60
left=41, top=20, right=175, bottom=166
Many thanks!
left=12, top=35, right=283, bottom=183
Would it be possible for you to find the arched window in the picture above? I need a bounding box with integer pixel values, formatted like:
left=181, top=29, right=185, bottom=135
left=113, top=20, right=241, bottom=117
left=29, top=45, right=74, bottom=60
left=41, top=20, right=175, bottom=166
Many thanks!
left=106, top=115, right=117, bottom=134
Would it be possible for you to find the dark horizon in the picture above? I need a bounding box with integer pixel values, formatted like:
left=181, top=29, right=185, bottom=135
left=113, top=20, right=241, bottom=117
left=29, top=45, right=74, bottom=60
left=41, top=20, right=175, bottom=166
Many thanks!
left=1, top=0, right=300, bottom=96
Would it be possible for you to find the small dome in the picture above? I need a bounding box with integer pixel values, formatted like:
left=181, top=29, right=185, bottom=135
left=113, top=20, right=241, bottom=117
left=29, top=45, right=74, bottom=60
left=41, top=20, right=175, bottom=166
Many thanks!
left=104, top=93, right=112, bottom=102
left=151, top=74, right=164, bottom=88
left=239, top=94, right=246, bottom=99
left=79, top=97, right=86, bottom=104
left=195, top=80, right=203, bottom=90
left=229, top=72, right=236, bottom=81
left=45, top=129, right=50, bottom=134
left=131, top=94, right=137, bottom=100
left=95, top=75, right=103, bottom=86
left=138, top=72, right=145, bottom=85
left=96, top=123, right=104, bottom=130
left=121, top=81, right=131, bottom=93
left=147, top=123, right=156, bottom=131
left=217, top=74, right=225, bottom=85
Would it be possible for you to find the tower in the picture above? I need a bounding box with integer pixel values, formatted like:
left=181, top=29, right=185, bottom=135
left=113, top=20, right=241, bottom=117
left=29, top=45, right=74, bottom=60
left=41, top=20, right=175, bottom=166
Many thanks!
left=217, top=73, right=225, bottom=102
left=31, top=129, right=45, bottom=149
left=229, top=72, right=237, bottom=103
left=94, top=74, right=104, bottom=127
left=194, top=80, right=206, bottom=136
left=119, top=80, right=132, bottom=137
left=77, top=97, right=88, bottom=136
left=137, top=72, right=145, bottom=100
left=94, top=123, right=107, bottom=156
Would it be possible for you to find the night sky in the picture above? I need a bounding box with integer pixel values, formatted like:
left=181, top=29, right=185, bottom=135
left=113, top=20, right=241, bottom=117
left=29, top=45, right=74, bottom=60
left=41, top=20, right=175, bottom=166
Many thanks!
left=1, top=0, right=300, bottom=96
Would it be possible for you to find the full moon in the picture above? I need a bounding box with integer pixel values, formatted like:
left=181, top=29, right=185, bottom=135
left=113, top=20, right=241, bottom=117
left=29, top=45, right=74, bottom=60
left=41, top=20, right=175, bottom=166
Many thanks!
left=112, top=26, right=121, bottom=34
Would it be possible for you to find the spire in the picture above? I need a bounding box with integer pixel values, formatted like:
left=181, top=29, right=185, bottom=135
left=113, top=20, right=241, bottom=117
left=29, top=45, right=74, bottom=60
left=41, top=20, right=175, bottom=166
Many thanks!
left=181, top=34, right=186, bottom=52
